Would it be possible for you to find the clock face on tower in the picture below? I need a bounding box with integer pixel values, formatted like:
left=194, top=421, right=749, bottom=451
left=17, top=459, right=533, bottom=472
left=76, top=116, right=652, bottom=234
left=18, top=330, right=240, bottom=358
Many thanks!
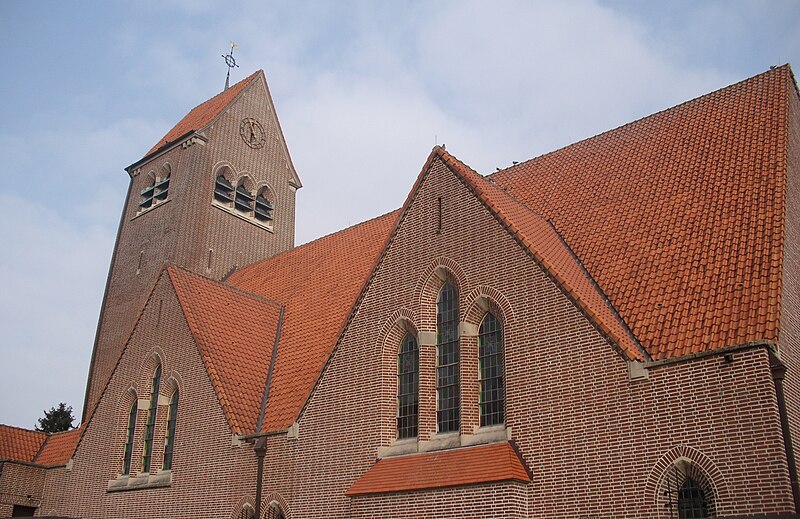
left=240, top=117, right=266, bottom=149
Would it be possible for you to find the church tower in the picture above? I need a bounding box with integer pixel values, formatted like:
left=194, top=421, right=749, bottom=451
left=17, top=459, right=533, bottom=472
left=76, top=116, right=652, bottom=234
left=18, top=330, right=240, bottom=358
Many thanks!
left=82, top=71, right=301, bottom=418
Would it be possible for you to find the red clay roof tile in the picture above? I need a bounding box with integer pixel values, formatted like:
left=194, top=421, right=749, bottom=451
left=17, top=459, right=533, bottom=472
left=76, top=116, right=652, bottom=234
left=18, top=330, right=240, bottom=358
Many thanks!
left=0, top=424, right=46, bottom=463
left=227, top=210, right=400, bottom=432
left=34, top=427, right=82, bottom=467
left=491, top=65, right=794, bottom=359
left=168, top=267, right=283, bottom=434
left=144, top=71, right=260, bottom=157
left=345, top=442, right=531, bottom=496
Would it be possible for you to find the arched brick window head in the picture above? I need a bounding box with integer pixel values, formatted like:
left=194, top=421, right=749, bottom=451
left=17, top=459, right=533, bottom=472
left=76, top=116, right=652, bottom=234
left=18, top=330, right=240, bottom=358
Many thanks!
left=662, top=460, right=716, bottom=518
left=142, top=364, right=161, bottom=472
left=437, top=283, right=460, bottom=433
left=478, top=312, right=504, bottom=427
left=397, top=333, right=419, bottom=439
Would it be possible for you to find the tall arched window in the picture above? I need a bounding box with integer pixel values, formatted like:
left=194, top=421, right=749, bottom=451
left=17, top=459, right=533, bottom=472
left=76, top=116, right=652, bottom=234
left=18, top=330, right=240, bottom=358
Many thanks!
left=437, top=283, right=460, bottom=433
left=678, top=478, right=710, bottom=518
left=142, top=365, right=161, bottom=472
left=397, top=333, right=419, bottom=439
left=478, top=313, right=504, bottom=426
left=162, top=389, right=179, bottom=470
left=122, top=401, right=137, bottom=475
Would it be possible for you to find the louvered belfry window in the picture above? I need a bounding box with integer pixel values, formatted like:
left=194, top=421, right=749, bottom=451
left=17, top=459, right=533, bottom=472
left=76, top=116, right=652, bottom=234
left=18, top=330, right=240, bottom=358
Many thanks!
left=478, top=312, right=504, bottom=426
left=397, top=333, right=419, bottom=439
left=436, top=283, right=460, bottom=433
left=214, top=175, right=234, bottom=204
left=142, top=365, right=161, bottom=472
left=235, top=184, right=255, bottom=213
left=254, top=192, right=274, bottom=222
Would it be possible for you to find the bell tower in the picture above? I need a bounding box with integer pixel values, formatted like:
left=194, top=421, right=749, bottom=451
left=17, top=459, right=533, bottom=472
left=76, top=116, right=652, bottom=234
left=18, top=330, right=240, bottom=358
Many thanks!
left=82, top=70, right=301, bottom=418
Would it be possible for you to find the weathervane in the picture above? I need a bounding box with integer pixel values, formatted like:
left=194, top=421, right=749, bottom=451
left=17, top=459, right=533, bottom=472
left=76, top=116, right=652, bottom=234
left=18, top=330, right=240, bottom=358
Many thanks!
left=222, top=41, right=239, bottom=91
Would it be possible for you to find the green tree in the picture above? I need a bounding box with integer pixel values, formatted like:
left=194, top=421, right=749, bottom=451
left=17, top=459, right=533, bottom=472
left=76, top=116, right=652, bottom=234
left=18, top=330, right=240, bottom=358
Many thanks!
left=36, top=403, right=74, bottom=433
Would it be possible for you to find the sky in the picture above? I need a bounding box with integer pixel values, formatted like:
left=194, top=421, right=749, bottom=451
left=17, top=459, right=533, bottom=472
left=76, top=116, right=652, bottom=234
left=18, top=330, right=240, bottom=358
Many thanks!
left=0, top=0, right=798, bottom=429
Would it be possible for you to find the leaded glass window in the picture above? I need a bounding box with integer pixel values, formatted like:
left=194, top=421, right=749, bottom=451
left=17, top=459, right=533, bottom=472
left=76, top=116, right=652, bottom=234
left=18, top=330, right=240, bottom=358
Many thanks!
left=397, top=333, right=419, bottom=439
left=122, top=401, right=137, bottom=475
left=142, top=365, right=161, bottom=472
left=478, top=312, right=504, bottom=427
left=678, top=478, right=710, bottom=518
left=436, top=283, right=460, bottom=433
left=163, top=389, right=179, bottom=470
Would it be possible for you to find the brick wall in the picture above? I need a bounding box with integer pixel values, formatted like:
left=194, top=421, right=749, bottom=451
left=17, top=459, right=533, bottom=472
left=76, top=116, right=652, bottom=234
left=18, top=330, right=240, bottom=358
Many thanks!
left=0, top=462, right=45, bottom=516
left=284, top=156, right=795, bottom=518
left=84, top=73, right=298, bottom=422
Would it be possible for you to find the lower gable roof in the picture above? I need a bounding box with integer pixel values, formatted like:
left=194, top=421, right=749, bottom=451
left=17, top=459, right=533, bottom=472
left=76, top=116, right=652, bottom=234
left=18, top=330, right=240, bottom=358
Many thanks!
left=345, top=442, right=531, bottom=496
left=0, top=424, right=46, bottom=463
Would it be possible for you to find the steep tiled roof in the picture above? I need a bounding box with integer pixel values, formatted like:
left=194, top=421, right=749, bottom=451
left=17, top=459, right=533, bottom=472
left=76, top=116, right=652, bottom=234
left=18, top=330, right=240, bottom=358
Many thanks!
left=491, top=66, right=795, bottom=359
left=345, top=442, right=531, bottom=495
left=435, top=147, right=646, bottom=360
left=144, top=71, right=261, bottom=157
left=168, top=267, right=283, bottom=434
left=227, top=210, right=400, bottom=432
left=34, top=427, right=82, bottom=467
left=0, top=424, right=46, bottom=463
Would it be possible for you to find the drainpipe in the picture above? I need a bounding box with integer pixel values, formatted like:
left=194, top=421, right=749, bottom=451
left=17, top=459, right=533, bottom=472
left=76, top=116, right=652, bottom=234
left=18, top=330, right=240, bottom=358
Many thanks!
left=770, top=353, right=800, bottom=512
left=254, top=436, right=267, bottom=518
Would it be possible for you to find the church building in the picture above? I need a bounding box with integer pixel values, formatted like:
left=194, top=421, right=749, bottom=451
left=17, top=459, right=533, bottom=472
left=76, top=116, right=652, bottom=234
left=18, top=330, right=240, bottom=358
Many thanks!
left=2, top=65, right=800, bottom=518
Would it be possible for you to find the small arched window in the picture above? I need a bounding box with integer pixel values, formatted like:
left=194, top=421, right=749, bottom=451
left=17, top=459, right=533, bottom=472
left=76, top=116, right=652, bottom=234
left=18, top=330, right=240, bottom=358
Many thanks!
left=142, top=365, right=161, bottom=472
left=397, top=333, right=419, bottom=439
left=214, top=174, right=234, bottom=205
left=122, top=401, right=137, bottom=475
left=139, top=166, right=170, bottom=212
left=162, top=389, right=179, bottom=470
left=437, top=283, right=460, bottom=433
left=478, top=312, right=504, bottom=427
left=235, top=182, right=255, bottom=214
left=254, top=188, right=274, bottom=223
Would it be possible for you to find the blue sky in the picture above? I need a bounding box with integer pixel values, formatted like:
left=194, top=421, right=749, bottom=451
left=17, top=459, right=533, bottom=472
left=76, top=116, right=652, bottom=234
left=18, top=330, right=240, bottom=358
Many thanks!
left=1, top=0, right=798, bottom=428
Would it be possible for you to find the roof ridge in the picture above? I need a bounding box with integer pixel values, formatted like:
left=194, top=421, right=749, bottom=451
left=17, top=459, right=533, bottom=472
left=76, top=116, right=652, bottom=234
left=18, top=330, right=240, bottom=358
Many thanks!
left=490, top=64, right=793, bottom=179
left=167, top=264, right=283, bottom=309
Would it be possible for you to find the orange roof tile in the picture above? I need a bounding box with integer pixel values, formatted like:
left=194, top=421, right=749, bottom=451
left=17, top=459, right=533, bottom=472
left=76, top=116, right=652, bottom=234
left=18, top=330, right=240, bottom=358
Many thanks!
left=491, top=65, right=795, bottom=359
left=227, top=210, right=400, bottom=432
left=144, top=71, right=260, bottom=157
left=345, top=442, right=531, bottom=496
left=34, top=427, right=82, bottom=467
left=168, top=267, right=283, bottom=434
left=435, top=147, right=646, bottom=360
left=0, top=424, right=46, bottom=463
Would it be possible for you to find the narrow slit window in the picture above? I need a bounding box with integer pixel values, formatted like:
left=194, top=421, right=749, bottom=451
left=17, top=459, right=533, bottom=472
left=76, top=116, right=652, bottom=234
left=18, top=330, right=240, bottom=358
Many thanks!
left=122, top=401, right=137, bottom=475
left=478, top=312, right=504, bottom=427
left=436, top=283, right=460, bottom=433
left=162, top=389, right=179, bottom=470
left=142, top=364, right=161, bottom=472
left=214, top=175, right=234, bottom=204
left=397, top=333, right=419, bottom=439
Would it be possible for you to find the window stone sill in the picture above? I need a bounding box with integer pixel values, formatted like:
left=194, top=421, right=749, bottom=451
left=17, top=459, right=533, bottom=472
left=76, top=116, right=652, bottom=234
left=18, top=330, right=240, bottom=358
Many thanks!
left=131, top=198, right=172, bottom=220
left=107, top=470, right=172, bottom=492
left=211, top=201, right=274, bottom=232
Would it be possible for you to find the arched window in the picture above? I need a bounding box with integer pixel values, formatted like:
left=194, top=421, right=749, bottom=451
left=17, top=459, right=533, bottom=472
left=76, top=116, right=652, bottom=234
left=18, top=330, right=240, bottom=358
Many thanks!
left=142, top=364, right=161, bottom=472
left=437, top=283, right=460, bottom=433
left=214, top=174, right=234, bottom=205
left=478, top=312, right=504, bottom=427
left=235, top=182, right=255, bottom=214
left=122, top=401, right=137, bottom=475
left=678, top=478, right=710, bottom=518
left=397, top=333, right=419, bottom=439
left=162, top=389, right=179, bottom=470
left=139, top=166, right=170, bottom=212
left=255, top=187, right=274, bottom=223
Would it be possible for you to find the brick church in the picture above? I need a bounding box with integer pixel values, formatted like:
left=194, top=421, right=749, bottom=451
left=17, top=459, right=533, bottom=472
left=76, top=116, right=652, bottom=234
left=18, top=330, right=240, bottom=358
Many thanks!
left=2, top=64, right=800, bottom=518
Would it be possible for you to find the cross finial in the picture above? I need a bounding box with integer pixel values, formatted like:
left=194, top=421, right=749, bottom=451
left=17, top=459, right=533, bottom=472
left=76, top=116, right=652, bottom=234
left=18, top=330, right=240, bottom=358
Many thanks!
left=222, top=41, right=239, bottom=91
